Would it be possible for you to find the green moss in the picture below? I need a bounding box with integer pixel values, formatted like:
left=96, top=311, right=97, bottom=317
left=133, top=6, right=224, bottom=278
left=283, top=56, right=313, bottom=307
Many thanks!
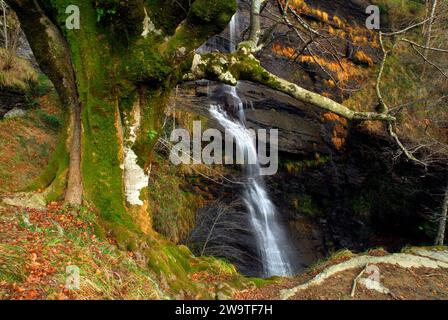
left=125, top=38, right=172, bottom=84
left=373, top=0, right=425, bottom=26
left=248, top=277, right=274, bottom=287
left=145, top=241, right=196, bottom=292
left=281, top=154, right=330, bottom=175
left=82, top=97, right=129, bottom=224
left=292, top=194, right=321, bottom=218
left=144, top=239, right=248, bottom=297
left=147, top=153, right=203, bottom=243
left=93, top=222, right=107, bottom=239
left=116, top=80, right=138, bottom=114
left=189, top=0, right=236, bottom=30
left=146, top=0, right=190, bottom=34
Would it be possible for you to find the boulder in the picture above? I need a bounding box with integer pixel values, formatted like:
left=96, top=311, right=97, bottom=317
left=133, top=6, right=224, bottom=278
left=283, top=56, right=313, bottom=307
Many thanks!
left=3, top=107, right=27, bottom=119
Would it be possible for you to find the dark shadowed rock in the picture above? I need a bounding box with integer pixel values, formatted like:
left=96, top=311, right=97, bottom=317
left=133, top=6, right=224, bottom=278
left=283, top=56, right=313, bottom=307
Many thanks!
left=0, top=88, right=27, bottom=118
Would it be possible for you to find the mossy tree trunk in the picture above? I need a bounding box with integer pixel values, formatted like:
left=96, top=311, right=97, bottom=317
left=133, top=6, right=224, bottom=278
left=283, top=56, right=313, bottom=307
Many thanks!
left=7, top=0, right=236, bottom=241
left=8, top=0, right=82, bottom=205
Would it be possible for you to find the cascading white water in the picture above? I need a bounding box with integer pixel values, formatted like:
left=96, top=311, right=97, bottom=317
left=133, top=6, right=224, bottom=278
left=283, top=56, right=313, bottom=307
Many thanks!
left=229, top=12, right=239, bottom=52
left=227, top=13, right=246, bottom=120
left=200, top=6, right=296, bottom=277
left=209, top=105, right=294, bottom=276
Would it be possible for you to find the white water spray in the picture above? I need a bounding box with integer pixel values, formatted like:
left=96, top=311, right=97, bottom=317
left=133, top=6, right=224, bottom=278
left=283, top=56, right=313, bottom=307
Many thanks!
left=210, top=105, right=295, bottom=276
left=208, top=9, right=295, bottom=276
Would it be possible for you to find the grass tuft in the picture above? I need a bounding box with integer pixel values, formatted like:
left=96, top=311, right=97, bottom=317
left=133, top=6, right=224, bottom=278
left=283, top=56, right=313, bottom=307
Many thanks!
left=0, top=48, right=38, bottom=92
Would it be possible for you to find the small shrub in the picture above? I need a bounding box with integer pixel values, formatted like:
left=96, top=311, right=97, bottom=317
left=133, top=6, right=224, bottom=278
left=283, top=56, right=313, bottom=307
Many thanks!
left=33, top=109, right=61, bottom=131
left=41, top=113, right=61, bottom=131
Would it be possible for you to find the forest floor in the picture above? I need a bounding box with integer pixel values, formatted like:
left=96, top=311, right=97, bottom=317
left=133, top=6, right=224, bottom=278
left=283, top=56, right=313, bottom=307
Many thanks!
left=0, top=93, right=166, bottom=299
left=0, top=201, right=167, bottom=299
left=0, top=92, right=61, bottom=193
left=234, top=249, right=448, bottom=300
left=0, top=200, right=257, bottom=300
left=2, top=197, right=446, bottom=300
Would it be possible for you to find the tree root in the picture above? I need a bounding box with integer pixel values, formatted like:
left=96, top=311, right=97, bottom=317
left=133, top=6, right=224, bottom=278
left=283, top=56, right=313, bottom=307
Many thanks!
left=280, top=250, right=448, bottom=300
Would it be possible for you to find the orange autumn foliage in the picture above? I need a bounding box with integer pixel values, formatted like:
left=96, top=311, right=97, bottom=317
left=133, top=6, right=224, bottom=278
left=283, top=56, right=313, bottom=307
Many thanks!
left=272, top=43, right=297, bottom=59
left=272, top=43, right=367, bottom=83
left=333, top=15, right=344, bottom=28
left=322, top=112, right=348, bottom=126
left=280, top=0, right=380, bottom=49
left=321, top=112, right=348, bottom=150
left=354, top=50, right=374, bottom=67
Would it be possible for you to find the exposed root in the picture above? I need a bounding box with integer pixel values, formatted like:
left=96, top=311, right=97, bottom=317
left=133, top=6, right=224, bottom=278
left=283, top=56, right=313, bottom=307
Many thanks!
left=280, top=250, right=448, bottom=300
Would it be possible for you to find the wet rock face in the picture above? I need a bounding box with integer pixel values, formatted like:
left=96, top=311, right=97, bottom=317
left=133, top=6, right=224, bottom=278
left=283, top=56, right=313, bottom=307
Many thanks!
left=270, top=128, right=448, bottom=253
left=175, top=90, right=446, bottom=275
left=1, top=31, right=36, bottom=118
left=175, top=80, right=333, bottom=157
left=235, top=81, right=330, bottom=156
left=176, top=80, right=331, bottom=275
left=176, top=78, right=446, bottom=262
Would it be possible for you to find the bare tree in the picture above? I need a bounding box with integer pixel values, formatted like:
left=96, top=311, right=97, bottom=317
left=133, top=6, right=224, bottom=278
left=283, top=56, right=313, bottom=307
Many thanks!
left=1, top=2, right=22, bottom=69
left=422, top=0, right=438, bottom=78
left=187, top=200, right=261, bottom=270
left=435, top=181, right=448, bottom=245
left=1, top=0, right=7, bottom=49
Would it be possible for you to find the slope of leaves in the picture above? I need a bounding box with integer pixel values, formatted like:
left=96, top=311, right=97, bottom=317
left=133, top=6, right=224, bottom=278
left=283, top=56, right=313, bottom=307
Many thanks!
left=0, top=202, right=163, bottom=300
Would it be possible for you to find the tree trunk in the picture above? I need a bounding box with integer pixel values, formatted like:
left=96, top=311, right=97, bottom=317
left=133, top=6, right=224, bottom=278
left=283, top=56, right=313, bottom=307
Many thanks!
left=7, top=0, right=83, bottom=205
left=239, top=0, right=266, bottom=51
left=248, top=0, right=263, bottom=45
left=1, top=1, right=7, bottom=49
left=7, top=0, right=237, bottom=243
left=422, top=0, right=438, bottom=79
left=435, top=182, right=448, bottom=246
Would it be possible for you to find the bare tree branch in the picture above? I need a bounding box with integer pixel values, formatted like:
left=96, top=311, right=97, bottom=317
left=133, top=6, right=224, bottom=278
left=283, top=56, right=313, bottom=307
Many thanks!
left=400, top=38, right=448, bottom=53
left=189, top=50, right=395, bottom=122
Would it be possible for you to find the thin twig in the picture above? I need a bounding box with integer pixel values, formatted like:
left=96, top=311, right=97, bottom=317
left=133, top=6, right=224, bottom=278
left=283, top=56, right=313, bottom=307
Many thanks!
left=350, top=264, right=368, bottom=298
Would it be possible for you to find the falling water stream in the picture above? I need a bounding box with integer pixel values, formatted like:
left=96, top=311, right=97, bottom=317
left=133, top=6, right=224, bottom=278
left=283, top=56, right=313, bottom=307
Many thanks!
left=207, top=10, right=296, bottom=277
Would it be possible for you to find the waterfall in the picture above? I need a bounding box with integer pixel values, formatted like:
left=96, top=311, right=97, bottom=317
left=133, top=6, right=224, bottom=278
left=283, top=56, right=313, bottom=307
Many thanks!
left=229, top=12, right=239, bottom=52
left=209, top=105, right=295, bottom=276
left=205, top=7, right=296, bottom=277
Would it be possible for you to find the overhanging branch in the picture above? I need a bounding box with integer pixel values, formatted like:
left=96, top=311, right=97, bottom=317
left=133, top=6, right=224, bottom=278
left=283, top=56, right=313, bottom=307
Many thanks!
left=189, top=50, right=395, bottom=122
